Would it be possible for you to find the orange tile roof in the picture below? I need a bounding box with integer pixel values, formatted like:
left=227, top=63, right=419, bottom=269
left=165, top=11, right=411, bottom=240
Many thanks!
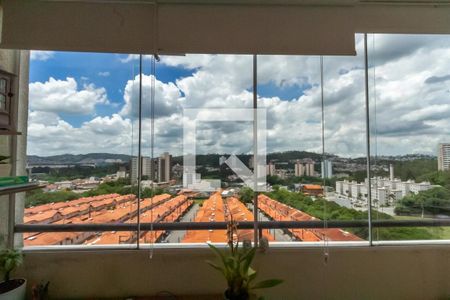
left=226, top=197, right=273, bottom=242
left=303, top=185, right=323, bottom=190
left=85, top=195, right=192, bottom=245
left=23, top=210, right=62, bottom=224
left=257, top=194, right=362, bottom=242
left=183, top=192, right=227, bottom=243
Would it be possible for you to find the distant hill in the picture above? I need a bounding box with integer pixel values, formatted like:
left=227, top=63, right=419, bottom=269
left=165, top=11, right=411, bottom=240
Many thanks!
left=27, top=153, right=132, bottom=165
left=28, top=151, right=437, bottom=167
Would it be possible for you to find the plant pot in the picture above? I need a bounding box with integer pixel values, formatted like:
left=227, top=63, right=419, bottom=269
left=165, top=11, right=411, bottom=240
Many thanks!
left=224, top=289, right=250, bottom=300
left=0, top=279, right=26, bottom=300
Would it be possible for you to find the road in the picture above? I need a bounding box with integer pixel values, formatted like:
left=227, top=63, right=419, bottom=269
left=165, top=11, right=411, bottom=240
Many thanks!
left=247, top=204, right=293, bottom=242
left=164, top=203, right=200, bottom=243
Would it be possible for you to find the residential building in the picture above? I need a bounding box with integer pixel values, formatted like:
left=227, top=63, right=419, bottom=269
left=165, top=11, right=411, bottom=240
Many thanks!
left=301, top=184, right=323, bottom=196
left=438, top=143, right=450, bottom=171
left=294, top=160, right=305, bottom=177
left=305, top=162, right=315, bottom=177
left=158, top=152, right=172, bottom=182
left=266, top=161, right=276, bottom=176
left=336, top=176, right=433, bottom=205
left=321, top=160, right=333, bottom=179
left=131, top=156, right=157, bottom=183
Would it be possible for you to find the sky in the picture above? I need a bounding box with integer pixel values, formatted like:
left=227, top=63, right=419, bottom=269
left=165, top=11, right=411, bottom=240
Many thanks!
left=27, top=34, right=450, bottom=158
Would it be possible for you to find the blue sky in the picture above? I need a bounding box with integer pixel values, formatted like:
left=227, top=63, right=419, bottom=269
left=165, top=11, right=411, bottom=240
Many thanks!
left=29, top=52, right=196, bottom=127
left=27, top=35, right=450, bottom=157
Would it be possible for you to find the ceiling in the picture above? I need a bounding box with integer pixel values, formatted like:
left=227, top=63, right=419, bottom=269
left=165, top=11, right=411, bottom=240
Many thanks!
left=1, top=0, right=449, bottom=55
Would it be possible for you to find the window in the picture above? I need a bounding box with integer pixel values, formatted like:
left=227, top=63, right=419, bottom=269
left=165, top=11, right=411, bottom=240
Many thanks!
left=0, top=71, right=13, bottom=130
left=15, top=34, right=450, bottom=248
left=369, top=34, right=450, bottom=241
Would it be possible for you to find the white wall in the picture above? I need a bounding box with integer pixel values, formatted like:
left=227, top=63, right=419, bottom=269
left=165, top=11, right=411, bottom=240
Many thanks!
left=17, top=245, right=450, bottom=299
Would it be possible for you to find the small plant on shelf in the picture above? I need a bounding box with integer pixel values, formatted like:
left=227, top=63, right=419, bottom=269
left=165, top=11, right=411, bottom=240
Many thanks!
left=0, top=248, right=23, bottom=282
left=0, top=235, right=26, bottom=300
left=206, top=217, right=282, bottom=300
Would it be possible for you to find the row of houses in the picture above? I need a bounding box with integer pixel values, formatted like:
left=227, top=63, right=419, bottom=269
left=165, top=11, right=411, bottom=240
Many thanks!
left=24, top=194, right=193, bottom=246
left=258, top=194, right=362, bottom=242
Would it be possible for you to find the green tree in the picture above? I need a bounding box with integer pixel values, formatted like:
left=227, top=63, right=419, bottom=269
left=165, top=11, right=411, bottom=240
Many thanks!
left=395, top=187, right=450, bottom=216
left=238, top=187, right=255, bottom=203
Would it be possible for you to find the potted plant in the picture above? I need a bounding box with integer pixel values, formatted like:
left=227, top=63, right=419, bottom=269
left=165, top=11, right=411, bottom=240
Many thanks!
left=0, top=247, right=25, bottom=300
left=206, top=218, right=282, bottom=300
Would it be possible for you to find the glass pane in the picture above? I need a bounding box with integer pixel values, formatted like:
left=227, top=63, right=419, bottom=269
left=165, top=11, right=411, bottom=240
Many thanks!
left=23, top=51, right=138, bottom=247
left=136, top=54, right=256, bottom=245
left=0, top=94, right=6, bottom=111
left=256, top=35, right=369, bottom=244
left=369, top=34, right=450, bottom=241
left=0, top=78, right=6, bottom=93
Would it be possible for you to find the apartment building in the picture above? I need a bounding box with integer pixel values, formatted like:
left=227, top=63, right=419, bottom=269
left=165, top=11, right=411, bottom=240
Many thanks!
left=438, top=143, right=450, bottom=171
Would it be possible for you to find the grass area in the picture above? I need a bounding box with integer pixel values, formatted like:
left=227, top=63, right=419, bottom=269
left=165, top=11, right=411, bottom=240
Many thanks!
left=193, top=198, right=207, bottom=205
left=393, top=215, right=450, bottom=239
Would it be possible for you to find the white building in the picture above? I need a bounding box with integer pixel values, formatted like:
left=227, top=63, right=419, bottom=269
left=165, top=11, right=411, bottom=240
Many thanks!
left=335, top=180, right=344, bottom=195
left=321, top=160, right=333, bottom=179
left=266, top=161, right=276, bottom=176
left=438, top=143, right=450, bottom=171
left=336, top=175, right=433, bottom=205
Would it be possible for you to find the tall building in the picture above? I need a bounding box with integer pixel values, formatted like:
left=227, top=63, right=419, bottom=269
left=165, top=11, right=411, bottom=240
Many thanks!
left=266, top=161, right=276, bottom=176
left=438, top=143, right=450, bottom=171
left=131, top=157, right=156, bottom=183
left=158, top=152, right=172, bottom=182
left=321, top=160, right=333, bottom=179
left=294, top=160, right=305, bottom=177
left=305, top=162, right=315, bottom=177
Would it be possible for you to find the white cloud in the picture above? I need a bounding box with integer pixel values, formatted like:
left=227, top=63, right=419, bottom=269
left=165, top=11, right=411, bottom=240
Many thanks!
left=27, top=113, right=132, bottom=156
left=29, top=77, right=109, bottom=115
left=30, top=51, right=55, bottom=61
left=28, top=34, right=450, bottom=157
left=120, top=74, right=182, bottom=118
left=98, top=71, right=110, bottom=77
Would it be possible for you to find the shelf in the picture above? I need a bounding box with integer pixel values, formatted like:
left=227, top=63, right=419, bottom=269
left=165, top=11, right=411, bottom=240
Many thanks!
left=0, top=183, right=43, bottom=196
left=0, top=129, right=21, bottom=135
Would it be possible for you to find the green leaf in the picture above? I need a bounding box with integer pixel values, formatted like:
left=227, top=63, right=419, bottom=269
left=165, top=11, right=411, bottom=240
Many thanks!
left=241, top=247, right=256, bottom=272
left=208, top=243, right=227, bottom=266
left=248, top=267, right=257, bottom=284
left=206, top=260, right=224, bottom=272
left=206, top=260, right=227, bottom=278
left=251, top=279, right=283, bottom=290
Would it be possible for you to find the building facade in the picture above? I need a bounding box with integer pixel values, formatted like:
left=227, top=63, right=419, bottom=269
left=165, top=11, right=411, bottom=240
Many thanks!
left=321, top=160, right=333, bottom=179
left=158, top=152, right=172, bottom=182
left=438, top=143, right=450, bottom=171
left=266, top=161, right=276, bottom=176
left=294, top=160, right=305, bottom=177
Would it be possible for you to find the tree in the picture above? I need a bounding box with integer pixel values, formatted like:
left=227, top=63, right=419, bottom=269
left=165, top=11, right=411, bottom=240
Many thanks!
left=238, top=187, right=255, bottom=203
left=395, top=187, right=450, bottom=216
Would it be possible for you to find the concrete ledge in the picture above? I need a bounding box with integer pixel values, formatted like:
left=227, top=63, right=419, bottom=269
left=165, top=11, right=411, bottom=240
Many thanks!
left=16, top=245, right=450, bottom=299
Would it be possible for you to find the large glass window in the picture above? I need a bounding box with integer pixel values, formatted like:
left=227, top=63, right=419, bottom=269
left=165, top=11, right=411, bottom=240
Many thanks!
left=24, top=51, right=138, bottom=246
left=17, top=34, right=450, bottom=248
left=369, top=34, right=450, bottom=241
